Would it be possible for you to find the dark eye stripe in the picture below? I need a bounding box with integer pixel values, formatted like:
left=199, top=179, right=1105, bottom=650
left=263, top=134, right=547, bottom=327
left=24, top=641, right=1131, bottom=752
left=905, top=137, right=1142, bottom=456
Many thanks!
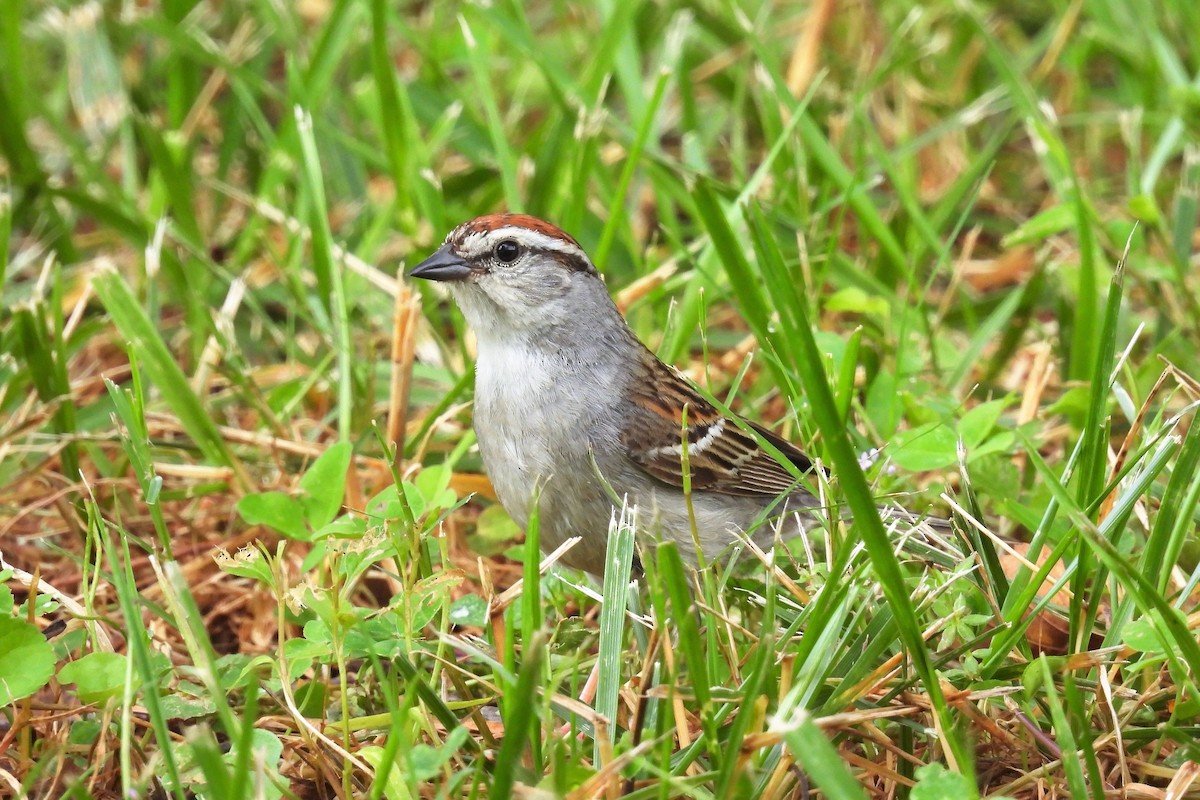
left=532, top=247, right=597, bottom=275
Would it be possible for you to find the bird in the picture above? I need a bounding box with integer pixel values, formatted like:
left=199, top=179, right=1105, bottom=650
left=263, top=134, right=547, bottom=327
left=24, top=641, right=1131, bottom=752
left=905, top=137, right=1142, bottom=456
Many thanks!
left=408, top=213, right=846, bottom=576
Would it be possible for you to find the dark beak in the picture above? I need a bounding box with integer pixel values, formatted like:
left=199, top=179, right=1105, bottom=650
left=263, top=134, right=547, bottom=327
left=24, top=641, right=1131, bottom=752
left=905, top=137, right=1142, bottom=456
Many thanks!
left=407, top=245, right=473, bottom=282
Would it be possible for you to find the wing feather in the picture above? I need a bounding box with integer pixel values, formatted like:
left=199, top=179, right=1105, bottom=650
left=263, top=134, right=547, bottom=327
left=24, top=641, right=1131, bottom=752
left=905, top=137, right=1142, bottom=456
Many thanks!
left=620, top=352, right=818, bottom=496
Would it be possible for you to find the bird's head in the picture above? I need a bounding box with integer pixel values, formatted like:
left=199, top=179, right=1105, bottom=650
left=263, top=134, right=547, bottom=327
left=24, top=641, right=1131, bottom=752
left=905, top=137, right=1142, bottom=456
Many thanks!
left=408, top=214, right=611, bottom=339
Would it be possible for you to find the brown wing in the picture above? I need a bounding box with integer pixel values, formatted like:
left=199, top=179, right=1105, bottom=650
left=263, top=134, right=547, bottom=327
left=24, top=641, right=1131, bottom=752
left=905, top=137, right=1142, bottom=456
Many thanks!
left=620, top=353, right=816, bottom=496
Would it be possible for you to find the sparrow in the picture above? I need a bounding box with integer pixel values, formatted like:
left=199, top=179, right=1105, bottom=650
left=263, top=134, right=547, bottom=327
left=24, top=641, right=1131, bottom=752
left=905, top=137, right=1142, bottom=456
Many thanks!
left=409, top=213, right=832, bottom=576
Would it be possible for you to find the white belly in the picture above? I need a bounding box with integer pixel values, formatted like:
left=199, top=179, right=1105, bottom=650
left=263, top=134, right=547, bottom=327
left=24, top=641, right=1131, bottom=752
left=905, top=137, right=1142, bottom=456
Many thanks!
left=473, top=340, right=563, bottom=526
left=469, top=335, right=628, bottom=568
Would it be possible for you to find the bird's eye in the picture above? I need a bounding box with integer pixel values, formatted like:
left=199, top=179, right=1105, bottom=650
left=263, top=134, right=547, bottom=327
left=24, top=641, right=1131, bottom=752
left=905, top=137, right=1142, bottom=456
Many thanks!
left=494, top=239, right=521, bottom=263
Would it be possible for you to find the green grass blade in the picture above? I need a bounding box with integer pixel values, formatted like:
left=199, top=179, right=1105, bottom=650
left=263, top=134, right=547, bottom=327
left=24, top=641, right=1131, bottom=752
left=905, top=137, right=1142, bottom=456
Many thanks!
left=91, top=264, right=242, bottom=480
left=1142, top=407, right=1200, bottom=595
left=594, top=68, right=671, bottom=270
left=776, top=711, right=869, bottom=800
left=1069, top=240, right=1129, bottom=651
left=1035, top=658, right=1090, bottom=799
left=594, top=502, right=637, bottom=766
left=1021, top=432, right=1200, bottom=684
left=13, top=303, right=80, bottom=482
left=96, top=504, right=187, bottom=800
left=0, top=187, right=10, bottom=301
left=520, top=488, right=542, bottom=679
left=491, top=631, right=546, bottom=798
left=744, top=203, right=971, bottom=773
left=457, top=11, right=520, bottom=208
left=294, top=107, right=355, bottom=443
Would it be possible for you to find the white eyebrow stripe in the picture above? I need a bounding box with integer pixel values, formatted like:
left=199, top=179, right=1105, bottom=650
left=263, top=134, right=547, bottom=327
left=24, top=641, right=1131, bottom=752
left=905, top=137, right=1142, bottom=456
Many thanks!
left=456, top=226, right=587, bottom=262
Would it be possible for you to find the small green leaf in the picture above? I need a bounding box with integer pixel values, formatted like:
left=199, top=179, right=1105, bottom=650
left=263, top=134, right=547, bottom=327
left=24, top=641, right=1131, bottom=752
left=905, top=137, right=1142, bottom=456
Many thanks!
left=825, top=286, right=890, bottom=318
left=1124, top=611, right=1187, bottom=655
left=219, top=653, right=275, bottom=692
left=359, top=745, right=409, bottom=800
left=469, top=504, right=522, bottom=556
left=911, top=763, right=983, bottom=800
left=158, top=692, right=218, bottom=720
left=1046, top=385, right=1092, bottom=425
left=966, top=431, right=1015, bottom=461
left=448, top=594, right=487, bottom=627
left=410, top=463, right=458, bottom=516
left=407, top=726, right=470, bottom=781
left=890, top=423, right=959, bottom=471
left=312, top=515, right=367, bottom=541
left=1126, top=194, right=1161, bottom=225
left=298, top=442, right=352, bottom=529
left=294, top=680, right=328, bottom=717
left=958, top=398, right=1010, bottom=449
left=865, top=369, right=901, bottom=439
left=69, top=719, right=104, bottom=746
left=1001, top=203, right=1075, bottom=247
left=407, top=575, right=452, bottom=632
left=367, top=485, right=408, bottom=520
left=225, top=729, right=285, bottom=800
left=285, top=633, right=333, bottom=662
left=1172, top=695, right=1200, bottom=723
left=237, top=492, right=309, bottom=540
left=0, top=616, right=56, bottom=705
left=59, top=652, right=129, bottom=705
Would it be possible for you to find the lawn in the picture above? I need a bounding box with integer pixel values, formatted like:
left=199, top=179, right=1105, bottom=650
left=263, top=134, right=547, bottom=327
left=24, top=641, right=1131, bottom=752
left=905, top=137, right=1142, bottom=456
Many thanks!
left=2, top=0, right=1199, bottom=798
